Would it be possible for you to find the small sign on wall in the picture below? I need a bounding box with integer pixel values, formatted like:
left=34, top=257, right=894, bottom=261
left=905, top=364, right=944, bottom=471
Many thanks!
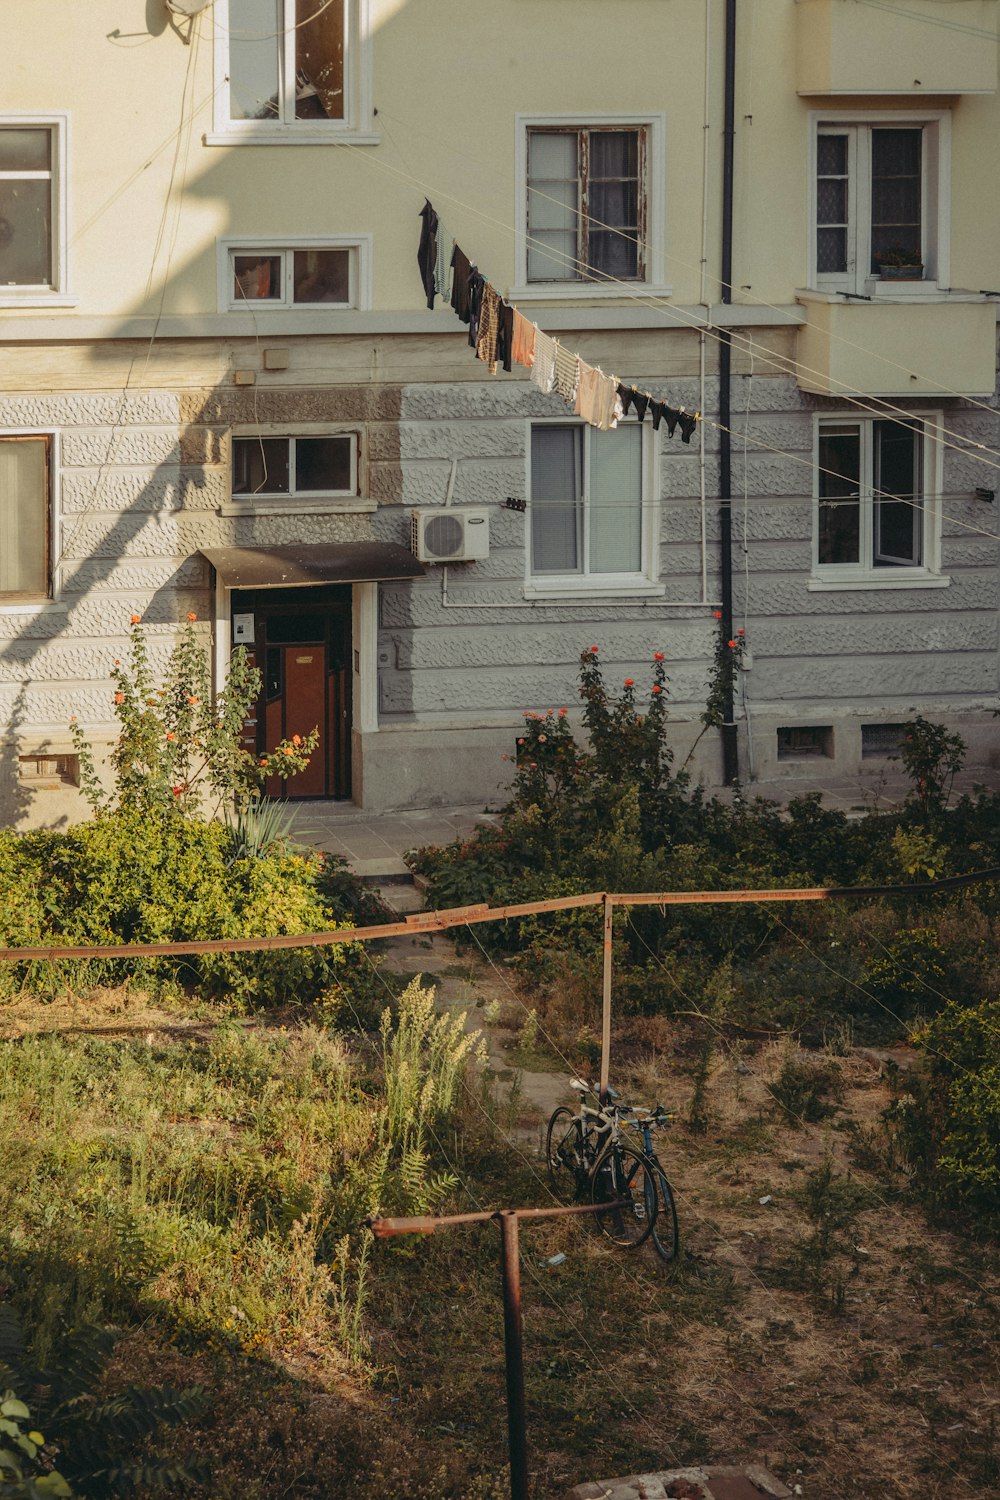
left=233, top=612, right=255, bottom=645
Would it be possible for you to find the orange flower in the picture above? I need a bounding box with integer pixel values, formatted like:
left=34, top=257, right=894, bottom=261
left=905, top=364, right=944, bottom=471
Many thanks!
left=187, top=695, right=199, bottom=704
left=653, top=651, right=664, bottom=661
left=113, top=659, right=120, bottom=666
left=147, top=698, right=156, bottom=706
left=186, top=612, right=197, bottom=622
left=292, top=734, right=302, bottom=746
left=130, top=613, right=141, bottom=625
left=624, top=678, right=634, bottom=687
left=728, top=639, right=737, bottom=648
left=558, top=708, right=567, bottom=717
left=282, top=745, right=295, bottom=757
left=165, top=732, right=176, bottom=741
left=651, top=684, right=662, bottom=695
left=114, top=692, right=125, bottom=704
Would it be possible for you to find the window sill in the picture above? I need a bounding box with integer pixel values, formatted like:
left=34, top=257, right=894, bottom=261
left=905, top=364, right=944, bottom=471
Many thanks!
left=219, top=499, right=376, bottom=517
left=225, top=303, right=355, bottom=314
left=524, top=579, right=665, bottom=600
left=807, top=572, right=950, bottom=592
left=0, top=599, right=65, bottom=616
left=509, top=283, right=674, bottom=303
left=799, top=286, right=988, bottom=305
left=203, top=130, right=380, bottom=148
left=0, top=294, right=78, bottom=309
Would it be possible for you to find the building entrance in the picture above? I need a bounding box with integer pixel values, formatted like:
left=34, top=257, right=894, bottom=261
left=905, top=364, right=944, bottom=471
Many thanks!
left=233, top=585, right=352, bottom=800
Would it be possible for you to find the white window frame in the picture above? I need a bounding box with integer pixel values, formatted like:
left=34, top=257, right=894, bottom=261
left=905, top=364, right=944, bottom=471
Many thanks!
left=0, top=115, right=73, bottom=308
left=223, top=424, right=372, bottom=517
left=524, top=418, right=662, bottom=599
left=209, top=0, right=376, bottom=145
left=0, top=429, right=61, bottom=609
left=218, top=235, right=372, bottom=312
left=808, top=110, right=950, bottom=298
left=512, top=113, right=669, bottom=301
left=809, top=410, right=948, bottom=591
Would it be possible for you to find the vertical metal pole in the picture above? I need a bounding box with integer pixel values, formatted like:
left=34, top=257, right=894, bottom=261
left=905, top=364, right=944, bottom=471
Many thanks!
left=600, top=893, right=613, bottom=1101
left=499, top=1212, right=529, bottom=1500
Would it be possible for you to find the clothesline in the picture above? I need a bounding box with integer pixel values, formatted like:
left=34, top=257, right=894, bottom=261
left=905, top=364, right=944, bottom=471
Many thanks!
left=417, top=200, right=700, bottom=444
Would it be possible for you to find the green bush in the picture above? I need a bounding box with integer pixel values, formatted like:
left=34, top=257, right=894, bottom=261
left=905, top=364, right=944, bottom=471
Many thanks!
left=0, top=815, right=357, bottom=1006
left=894, top=998, right=1000, bottom=1215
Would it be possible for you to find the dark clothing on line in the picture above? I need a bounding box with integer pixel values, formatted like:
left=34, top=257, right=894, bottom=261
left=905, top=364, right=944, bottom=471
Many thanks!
left=451, top=245, right=473, bottom=322
left=417, top=200, right=438, bottom=310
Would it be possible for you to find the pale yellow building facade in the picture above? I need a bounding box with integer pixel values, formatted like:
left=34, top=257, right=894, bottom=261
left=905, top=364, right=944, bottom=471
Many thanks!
left=1, top=0, right=997, bottom=823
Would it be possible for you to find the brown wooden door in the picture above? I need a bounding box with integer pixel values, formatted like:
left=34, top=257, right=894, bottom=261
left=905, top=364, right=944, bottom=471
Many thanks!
left=244, top=595, right=352, bottom=800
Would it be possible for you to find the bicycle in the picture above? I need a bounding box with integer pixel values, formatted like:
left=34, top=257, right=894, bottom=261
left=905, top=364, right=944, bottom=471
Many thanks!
left=544, top=1078, right=660, bottom=1251
left=620, top=1104, right=680, bottom=1264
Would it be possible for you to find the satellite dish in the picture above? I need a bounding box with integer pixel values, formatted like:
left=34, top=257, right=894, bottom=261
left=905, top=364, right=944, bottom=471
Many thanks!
left=165, top=0, right=214, bottom=17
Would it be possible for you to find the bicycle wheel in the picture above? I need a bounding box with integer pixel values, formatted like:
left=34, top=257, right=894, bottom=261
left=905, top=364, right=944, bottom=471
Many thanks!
left=590, top=1141, right=658, bottom=1249
left=546, top=1107, right=583, bottom=1201
left=649, top=1160, right=680, bottom=1263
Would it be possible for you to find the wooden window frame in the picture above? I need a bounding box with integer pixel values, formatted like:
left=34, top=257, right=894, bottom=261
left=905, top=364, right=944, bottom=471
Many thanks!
left=0, top=433, right=52, bottom=602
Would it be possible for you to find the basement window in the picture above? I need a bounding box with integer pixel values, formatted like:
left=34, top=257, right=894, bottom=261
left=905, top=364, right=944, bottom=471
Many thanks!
left=19, top=753, right=78, bottom=787
left=862, top=723, right=907, bottom=758
left=777, top=726, right=834, bottom=760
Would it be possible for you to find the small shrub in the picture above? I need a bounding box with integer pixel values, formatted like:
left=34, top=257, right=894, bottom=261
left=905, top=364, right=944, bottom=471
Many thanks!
left=770, top=1050, right=842, bottom=1126
left=894, top=998, right=1000, bottom=1215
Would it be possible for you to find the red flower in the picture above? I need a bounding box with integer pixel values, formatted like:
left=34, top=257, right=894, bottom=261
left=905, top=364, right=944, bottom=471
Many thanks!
left=654, top=651, right=664, bottom=661
left=712, top=611, right=722, bottom=620
left=172, top=786, right=183, bottom=797
left=728, top=639, right=737, bottom=649
left=558, top=708, right=567, bottom=717
left=624, top=678, right=634, bottom=687
left=114, top=692, right=125, bottom=704
left=130, top=613, right=141, bottom=625
left=651, top=685, right=662, bottom=695
left=186, top=612, right=198, bottom=622
left=113, top=659, right=120, bottom=666
left=737, top=628, right=745, bottom=636
left=588, top=646, right=599, bottom=653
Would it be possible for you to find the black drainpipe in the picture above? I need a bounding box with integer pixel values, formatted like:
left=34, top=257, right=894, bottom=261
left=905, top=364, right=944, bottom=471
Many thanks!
left=718, top=0, right=739, bottom=785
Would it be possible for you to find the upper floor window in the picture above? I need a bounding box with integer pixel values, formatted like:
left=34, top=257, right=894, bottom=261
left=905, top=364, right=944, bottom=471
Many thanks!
left=219, top=236, right=370, bottom=310
left=0, top=435, right=50, bottom=599
left=0, top=119, right=68, bottom=303
left=514, top=115, right=667, bottom=299
left=814, top=415, right=941, bottom=584
left=216, top=1, right=373, bottom=140
left=812, top=114, right=948, bottom=295
left=528, top=422, right=657, bottom=594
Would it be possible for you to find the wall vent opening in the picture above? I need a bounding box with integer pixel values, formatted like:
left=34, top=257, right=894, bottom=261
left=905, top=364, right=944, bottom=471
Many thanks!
left=777, top=726, right=833, bottom=760
left=861, top=723, right=906, bottom=759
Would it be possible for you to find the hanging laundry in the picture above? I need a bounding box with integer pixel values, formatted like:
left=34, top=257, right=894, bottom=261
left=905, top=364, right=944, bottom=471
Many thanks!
left=677, top=409, right=698, bottom=444
left=476, top=284, right=502, bottom=373
left=450, top=245, right=473, bottom=323
left=417, top=200, right=439, bottom=311
left=596, top=371, right=624, bottom=432
left=574, top=360, right=597, bottom=420
left=618, top=386, right=649, bottom=423
left=511, top=311, right=536, bottom=369
left=650, top=400, right=666, bottom=431
left=494, top=300, right=515, bottom=374
left=553, top=343, right=579, bottom=405
left=531, top=328, right=557, bottom=394
left=467, top=270, right=486, bottom=349
left=434, top=226, right=453, bottom=306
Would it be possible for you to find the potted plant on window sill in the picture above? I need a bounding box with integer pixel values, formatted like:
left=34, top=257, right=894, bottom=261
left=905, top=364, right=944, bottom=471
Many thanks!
left=875, top=246, right=924, bottom=281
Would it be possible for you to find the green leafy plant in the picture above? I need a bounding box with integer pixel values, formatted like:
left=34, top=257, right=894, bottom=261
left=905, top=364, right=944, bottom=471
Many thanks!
left=894, top=715, right=966, bottom=819
left=70, top=614, right=318, bottom=818
left=0, top=1307, right=209, bottom=1498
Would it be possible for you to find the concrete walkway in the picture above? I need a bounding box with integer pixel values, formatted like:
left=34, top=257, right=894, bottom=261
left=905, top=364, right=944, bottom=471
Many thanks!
left=288, top=801, right=496, bottom=882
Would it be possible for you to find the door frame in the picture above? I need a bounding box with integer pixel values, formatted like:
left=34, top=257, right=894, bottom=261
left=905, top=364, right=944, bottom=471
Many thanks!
left=212, top=577, right=379, bottom=803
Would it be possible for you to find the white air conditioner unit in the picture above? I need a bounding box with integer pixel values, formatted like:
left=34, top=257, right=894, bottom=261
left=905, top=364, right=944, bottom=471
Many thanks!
left=410, top=507, right=490, bottom=563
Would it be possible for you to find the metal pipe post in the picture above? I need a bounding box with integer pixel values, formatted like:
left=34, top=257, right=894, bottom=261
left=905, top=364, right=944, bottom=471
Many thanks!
left=499, top=1211, right=529, bottom=1500
left=600, top=892, right=613, bottom=1101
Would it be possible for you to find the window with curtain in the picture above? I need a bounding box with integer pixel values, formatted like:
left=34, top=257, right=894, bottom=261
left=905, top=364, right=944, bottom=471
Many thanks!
left=816, top=417, right=927, bottom=573
left=0, top=436, right=50, bottom=597
left=526, top=126, right=644, bottom=283
left=227, top=0, right=347, bottom=124
left=530, top=423, right=646, bottom=582
left=0, top=125, right=56, bottom=290
left=815, top=121, right=935, bottom=293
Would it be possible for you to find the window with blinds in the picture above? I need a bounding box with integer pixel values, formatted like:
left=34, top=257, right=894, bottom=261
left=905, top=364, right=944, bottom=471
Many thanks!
left=0, top=436, right=49, bottom=597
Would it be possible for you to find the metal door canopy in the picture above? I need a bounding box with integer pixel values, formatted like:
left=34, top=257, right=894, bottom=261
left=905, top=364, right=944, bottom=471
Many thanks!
left=200, top=542, right=424, bottom=589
